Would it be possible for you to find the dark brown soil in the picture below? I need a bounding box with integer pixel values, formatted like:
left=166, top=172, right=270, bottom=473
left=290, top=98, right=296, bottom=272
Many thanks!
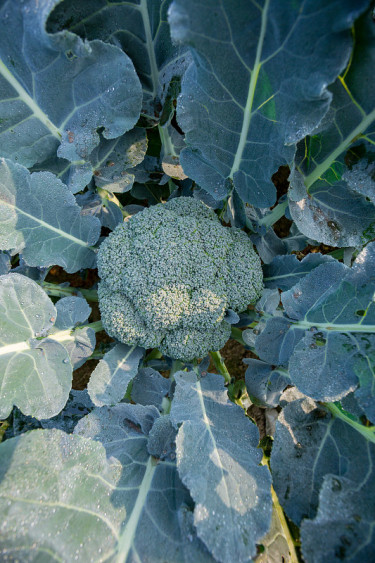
left=208, top=338, right=257, bottom=381
left=46, top=265, right=99, bottom=288
left=271, top=165, right=293, bottom=239
left=293, top=243, right=337, bottom=258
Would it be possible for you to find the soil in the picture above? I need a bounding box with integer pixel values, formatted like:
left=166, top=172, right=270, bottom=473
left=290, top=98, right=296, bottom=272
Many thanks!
left=271, top=165, right=293, bottom=239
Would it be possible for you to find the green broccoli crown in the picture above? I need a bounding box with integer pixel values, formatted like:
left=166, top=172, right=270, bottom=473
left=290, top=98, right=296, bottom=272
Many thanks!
left=97, top=197, right=263, bottom=361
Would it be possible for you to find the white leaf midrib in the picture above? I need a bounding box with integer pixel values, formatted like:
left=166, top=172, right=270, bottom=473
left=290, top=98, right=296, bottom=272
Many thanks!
left=0, top=58, right=62, bottom=140
left=229, top=0, right=270, bottom=177
left=116, top=456, right=156, bottom=563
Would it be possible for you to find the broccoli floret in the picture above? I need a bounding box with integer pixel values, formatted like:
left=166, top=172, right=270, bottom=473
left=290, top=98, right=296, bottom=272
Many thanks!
left=97, top=197, right=263, bottom=361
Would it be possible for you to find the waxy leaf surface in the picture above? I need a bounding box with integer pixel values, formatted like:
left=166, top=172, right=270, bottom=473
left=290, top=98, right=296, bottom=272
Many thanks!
left=0, top=0, right=142, bottom=175
left=289, top=8, right=375, bottom=246
left=170, top=371, right=272, bottom=562
left=271, top=393, right=375, bottom=561
left=256, top=243, right=375, bottom=417
left=170, top=0, right=367, bottom=206
left=0, top=273, right=71, bottom=419
left=47, top=0, right=189, bottom=119
left=0, top=159, right=100, bottom=272
left=74, top=403, right=214, bottom=562
left=88, top=344, right=144, bottom=407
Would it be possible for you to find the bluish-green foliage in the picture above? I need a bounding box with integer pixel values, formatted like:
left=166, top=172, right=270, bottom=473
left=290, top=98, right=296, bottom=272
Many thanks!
left=0, top=1, right=375, bottom=561
left=97, top=197, right=263, bottom=361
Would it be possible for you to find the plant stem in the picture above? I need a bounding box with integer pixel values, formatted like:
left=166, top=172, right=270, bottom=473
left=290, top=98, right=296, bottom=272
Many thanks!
left=87, top=349, right=106, bottom=360
left=261, top=457, right=300, bottom=562
left=231, top=326, right=246, bottom=346
left=257, top=200, right=288, bottom=227
left=144, top=348, right=163, bottom=363
left=44, top=321, right=104, bottom=345
left=169, top=359, right=184, bottom=381
left=40, top=281, right=98, bottom=302
left=97, top=187, right=131, bottom=218
left=161, top=396, right=172, bottom=415
left=158, top=124, right=176, bottom=158
left=324, top=402, right=375, bottom=444
left=209, top=350, right=231, bottom=384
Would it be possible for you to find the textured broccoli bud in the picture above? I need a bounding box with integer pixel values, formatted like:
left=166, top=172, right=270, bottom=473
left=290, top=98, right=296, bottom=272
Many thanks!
left=97, top=197, right=263, bottom=361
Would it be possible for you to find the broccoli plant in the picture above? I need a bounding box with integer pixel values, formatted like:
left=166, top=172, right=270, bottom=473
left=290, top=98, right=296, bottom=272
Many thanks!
left=0, top=1, right=375, bottom=562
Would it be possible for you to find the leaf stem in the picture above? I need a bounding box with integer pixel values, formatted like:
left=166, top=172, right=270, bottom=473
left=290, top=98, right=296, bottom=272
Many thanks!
left=209, top=350, right=231, bottom=384
left=169, top=359, right=184, bottom=381
left=144, top=348, right=163, bottom=363
left=261, top=456, right=300, bottom=563
left=40, top=281, right=98, bottom=302
left=324, top=402, right=375, bottom=444
left=231, top=326, right=246, bottom=346
left=257, top=200, right=288, bottom=227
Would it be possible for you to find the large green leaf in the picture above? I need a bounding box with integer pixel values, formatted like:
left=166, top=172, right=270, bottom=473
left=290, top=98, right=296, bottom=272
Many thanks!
left=0, top=0, right=142, bottom=173
left=289, top=8, right=375, bottom=246
left=169, top=0, right=368, bottom=206
left=75, top=403, right=214, bottom=562
left=170, top=371, right=272, bottom=562
left=301, top=474, right=375, bottom=562
left=0, top=159, right=100, bottom=272
left=0, top=273, right=71, bottom=419
left=271, top=392, right=375, bottom=561
left=0, top=429, right=126, bottom=561
left=0, top=407, right=213, bottom=561
left=47, top=0, right=190, bottom=119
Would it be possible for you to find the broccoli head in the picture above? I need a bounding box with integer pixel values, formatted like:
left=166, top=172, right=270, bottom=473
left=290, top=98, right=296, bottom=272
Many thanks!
left=97, top=197, right=263, bottom=361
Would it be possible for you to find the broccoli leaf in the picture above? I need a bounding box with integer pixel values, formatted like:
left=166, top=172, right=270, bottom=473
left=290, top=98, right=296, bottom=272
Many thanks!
left=74, top=404, right=214, bottom=561
left=51, top=296, right=96, bottom=369
left=47, top=0, right=190, bottom=120
left=30, top=128, right=147, bottom=194
left=301, top=473, right=375, bottom=562
left=0, top=251, right=10, bottom=275
left=0, top=273, right=71, bottom=419
left=75, top=190, right=124, bottom=231
left=0, top=429, right=128, bottom=561
left=170, top=371, right=272, bottom=562
left=0, top=159, right=100, bottom=272
left=54, top=296, right=91, bottom=330
left=131, top=367, right=171, bottom=411
left=147, top=414, right=177, bottom=460
left=289, top=8, right=375, bottom=246
left=89, top=128, right=148, bottom=194
left=271, top=393, right=375, bottom=561
left=256, top=244, right=375, bottom=417
left=87, top=344, right=144, bottom=407
left=1, top=412, right=212, bottom=561
left=169, top=0, right=368, bottom=206
left=0, top=0, right=142, bottom=174
left=244, top=359, right=290, bottom=408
